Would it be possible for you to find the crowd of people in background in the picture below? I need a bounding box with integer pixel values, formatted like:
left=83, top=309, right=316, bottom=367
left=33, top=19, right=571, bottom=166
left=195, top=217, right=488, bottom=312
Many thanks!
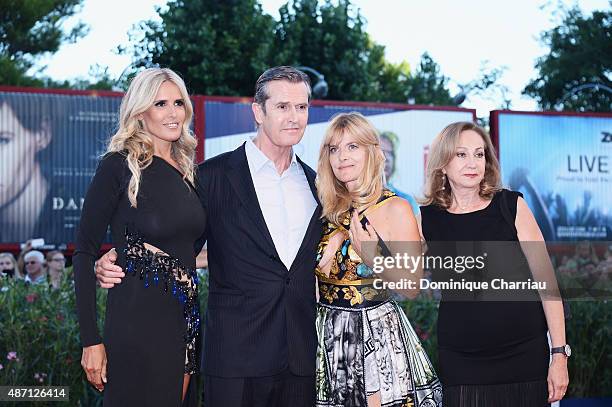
left=0, top=239, right=69, bottom=289
left=554, top=241, right=612, bottom=299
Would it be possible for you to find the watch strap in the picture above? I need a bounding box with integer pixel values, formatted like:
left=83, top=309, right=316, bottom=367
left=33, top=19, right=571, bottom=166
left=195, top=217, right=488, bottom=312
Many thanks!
left=551, top=345, right=570, bottom=357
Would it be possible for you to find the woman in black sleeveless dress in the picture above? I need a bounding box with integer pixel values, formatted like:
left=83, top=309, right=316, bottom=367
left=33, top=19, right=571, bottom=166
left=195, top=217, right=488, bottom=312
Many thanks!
left=419, top=122, right=569, bottom=406
left=74, top=68, right=205, bottom=406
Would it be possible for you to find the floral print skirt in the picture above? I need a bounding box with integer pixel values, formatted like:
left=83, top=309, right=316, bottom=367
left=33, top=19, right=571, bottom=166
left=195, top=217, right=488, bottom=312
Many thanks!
left=316, top=300, right=443, bottom=407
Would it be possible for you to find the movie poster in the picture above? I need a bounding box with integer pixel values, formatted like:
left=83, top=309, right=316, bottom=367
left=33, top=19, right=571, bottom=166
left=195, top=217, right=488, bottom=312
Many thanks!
left=497, top=112, right=612, bottom=241
left=0, top=91, right=121, bottom=245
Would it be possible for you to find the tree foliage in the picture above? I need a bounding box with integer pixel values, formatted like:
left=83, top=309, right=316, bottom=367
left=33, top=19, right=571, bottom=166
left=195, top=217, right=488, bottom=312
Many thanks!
left=271, top=0, right=388, bottom=101
left=460, top=62, right=512, bottom=110
left=0, top=0, right=87, bottom=86
left=126, top=0, right=455, bottom=104
left=405, top=53, right=453, bottom=105
left=2, top=0, right=459, bottom=105
left=269, top=1, right=454, bottom=104
left=128, top=0, right=275, bottom=96
left=523, top=6, right=612, bottom=112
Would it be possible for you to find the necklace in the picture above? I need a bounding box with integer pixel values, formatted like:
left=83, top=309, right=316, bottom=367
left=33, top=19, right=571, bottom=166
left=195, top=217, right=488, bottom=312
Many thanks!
left=453, top=193, right=477, bottom=212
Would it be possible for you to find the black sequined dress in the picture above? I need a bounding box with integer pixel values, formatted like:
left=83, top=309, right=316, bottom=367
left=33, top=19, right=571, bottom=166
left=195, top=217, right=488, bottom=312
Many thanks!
left=74, top=152, right=206, bottom=406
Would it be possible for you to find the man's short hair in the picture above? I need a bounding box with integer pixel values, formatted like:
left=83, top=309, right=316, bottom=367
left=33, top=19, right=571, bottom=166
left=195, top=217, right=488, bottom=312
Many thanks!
left=254, top=66, right=312, bottom=113
left=24, top=250, right=44, bottom=263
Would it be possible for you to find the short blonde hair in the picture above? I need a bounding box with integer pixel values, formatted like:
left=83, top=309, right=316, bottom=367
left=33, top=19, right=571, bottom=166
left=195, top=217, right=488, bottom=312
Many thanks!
left=107, top=68, right=196, bottom=207
left=316, top=112, right=385, bottom=225
left=422, top=121, right=501, bottom=208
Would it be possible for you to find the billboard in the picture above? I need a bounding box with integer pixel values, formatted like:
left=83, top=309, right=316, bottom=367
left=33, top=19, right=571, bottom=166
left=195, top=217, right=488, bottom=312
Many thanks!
left=0, top=90, right=122, bottom=245
left=495, top=111, right=612, bottom=241
left=204, top=99, right=474, bottom=211
left=0, top=89, right=474, bottom=246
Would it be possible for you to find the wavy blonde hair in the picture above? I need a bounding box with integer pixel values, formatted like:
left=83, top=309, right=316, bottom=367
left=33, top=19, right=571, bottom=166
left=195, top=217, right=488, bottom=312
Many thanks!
left=422, top=121, right=501, bottom=208
left=317, top=112, right=385, bottom=225
left=107, top=68, right=196, bottom=207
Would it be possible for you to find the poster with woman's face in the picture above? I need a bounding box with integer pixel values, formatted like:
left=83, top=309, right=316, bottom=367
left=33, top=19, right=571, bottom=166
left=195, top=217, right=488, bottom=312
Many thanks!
left=0, top=92, right=121, bottom=245
left=0, top=102, right=50, bottom=208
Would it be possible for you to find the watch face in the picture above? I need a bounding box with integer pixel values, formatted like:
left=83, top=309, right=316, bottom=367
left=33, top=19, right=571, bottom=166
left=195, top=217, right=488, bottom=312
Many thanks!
left=565, top=344, right=572, bottom=357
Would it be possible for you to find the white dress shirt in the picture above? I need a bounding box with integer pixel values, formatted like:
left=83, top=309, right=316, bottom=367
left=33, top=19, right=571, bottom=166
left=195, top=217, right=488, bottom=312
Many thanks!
left=245, top=138, right=317, bottom=270
left=24, top=273, right=47, bottom=285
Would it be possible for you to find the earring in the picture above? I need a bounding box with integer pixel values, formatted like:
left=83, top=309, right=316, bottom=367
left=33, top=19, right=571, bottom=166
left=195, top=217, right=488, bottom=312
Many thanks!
left=441, top=173, right=446, bottom=190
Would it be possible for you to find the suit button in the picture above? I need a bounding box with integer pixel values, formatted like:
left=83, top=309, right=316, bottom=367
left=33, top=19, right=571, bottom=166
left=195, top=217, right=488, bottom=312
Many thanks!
left=286, top=278, right=291, bottom=285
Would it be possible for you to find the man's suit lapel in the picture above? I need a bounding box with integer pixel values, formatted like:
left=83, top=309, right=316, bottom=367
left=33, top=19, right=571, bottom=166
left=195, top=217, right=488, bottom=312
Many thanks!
left=299, top=156, right=319, bottom=206
left=226, top=143, right=280, bottom=258
left=289, top=157, right=323, bottom=275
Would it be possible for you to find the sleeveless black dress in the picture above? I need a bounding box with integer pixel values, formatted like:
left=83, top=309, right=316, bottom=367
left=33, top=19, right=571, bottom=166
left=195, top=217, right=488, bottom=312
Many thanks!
left=420, top=190, right=550, bottom=407
left=74, top=152, right=206, bottom=406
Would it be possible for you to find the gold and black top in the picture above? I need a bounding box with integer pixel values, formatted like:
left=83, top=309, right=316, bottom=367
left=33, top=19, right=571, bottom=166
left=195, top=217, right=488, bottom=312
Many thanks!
left=315, top=190, right=397, bottom=308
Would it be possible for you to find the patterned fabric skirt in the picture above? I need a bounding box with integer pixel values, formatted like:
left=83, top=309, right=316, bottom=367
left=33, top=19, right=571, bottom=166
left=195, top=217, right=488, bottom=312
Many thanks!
left=316, top=300, right=443, bottom=407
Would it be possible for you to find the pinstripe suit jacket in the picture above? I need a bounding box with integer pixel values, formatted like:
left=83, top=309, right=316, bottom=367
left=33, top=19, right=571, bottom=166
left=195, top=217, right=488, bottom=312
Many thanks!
left=197, top=143, right=322, bottom=377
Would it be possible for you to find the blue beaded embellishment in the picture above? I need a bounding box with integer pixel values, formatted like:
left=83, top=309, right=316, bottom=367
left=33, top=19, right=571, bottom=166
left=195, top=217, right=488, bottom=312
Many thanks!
left=356, top=263, right=374, bottom=278
left=124, top=231, right=200, bottom=374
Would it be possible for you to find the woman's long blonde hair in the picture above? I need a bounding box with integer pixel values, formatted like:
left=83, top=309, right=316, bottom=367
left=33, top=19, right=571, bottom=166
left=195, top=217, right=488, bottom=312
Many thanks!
left=422, top=121, right=501, bottom=208
left=316, top=112, right=385, bottom=225
left=107, top=68, right=196, bottom=207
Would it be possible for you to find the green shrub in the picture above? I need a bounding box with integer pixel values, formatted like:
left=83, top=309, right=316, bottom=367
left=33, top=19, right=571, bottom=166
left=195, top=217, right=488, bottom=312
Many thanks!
left=400, top=295, right=439, bottom=367
left=0, top=277, right=105, bottom=406
left=0, top=270, right=209, bottom=406
left=565, top=300, right=611, bottom=397
left=0, top=273, right=609, bottom=406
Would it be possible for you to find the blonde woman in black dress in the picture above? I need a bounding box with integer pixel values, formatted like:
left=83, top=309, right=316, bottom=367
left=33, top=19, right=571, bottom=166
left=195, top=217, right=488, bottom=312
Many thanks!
left=74, top=68, right=205, bottom=406
left=420, top=122, right=569, bottom=406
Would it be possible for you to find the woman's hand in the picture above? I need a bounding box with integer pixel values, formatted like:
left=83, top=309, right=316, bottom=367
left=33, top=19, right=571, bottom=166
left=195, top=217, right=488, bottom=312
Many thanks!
left=317, top=231, right=346, bottom=278
left=547, top=355, right=569, bottom=402
left=81, top=343, right=107, bottom=392
left=348, top=211, right=378, bottom=264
